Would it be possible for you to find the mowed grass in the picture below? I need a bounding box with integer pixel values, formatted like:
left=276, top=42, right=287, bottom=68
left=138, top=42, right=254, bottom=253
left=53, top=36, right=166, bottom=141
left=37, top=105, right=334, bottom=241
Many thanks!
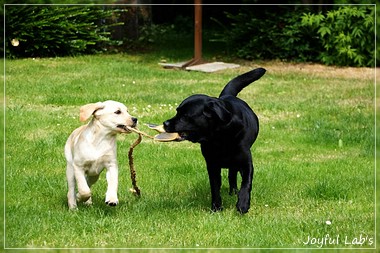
left=4, top=54, right=375, bottom=250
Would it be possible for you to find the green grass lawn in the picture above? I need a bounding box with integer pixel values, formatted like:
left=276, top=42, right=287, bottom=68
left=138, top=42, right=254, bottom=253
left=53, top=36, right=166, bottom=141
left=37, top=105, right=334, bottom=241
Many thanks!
left=4, top=54, right=375, bottom=251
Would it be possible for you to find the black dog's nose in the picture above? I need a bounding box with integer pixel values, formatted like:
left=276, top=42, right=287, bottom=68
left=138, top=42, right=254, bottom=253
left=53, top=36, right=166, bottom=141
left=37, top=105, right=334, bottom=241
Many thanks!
left=163, top=120, right=170, bottom=131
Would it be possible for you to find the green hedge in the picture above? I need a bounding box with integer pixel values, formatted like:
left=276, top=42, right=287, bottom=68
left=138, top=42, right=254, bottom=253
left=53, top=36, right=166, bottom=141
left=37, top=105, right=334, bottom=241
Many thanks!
left=215, top=6, right=375, bottom=67
left=301, top=6, right=375, bottom=67
left=5, top=5, right=124, bottom=58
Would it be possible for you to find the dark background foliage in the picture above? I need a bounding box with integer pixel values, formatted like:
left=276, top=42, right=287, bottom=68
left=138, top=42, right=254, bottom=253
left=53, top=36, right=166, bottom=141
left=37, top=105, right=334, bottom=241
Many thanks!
left=4, top=5, right=124, bottom=58
left=1, top=0, right=377, bottom=67
left=214, top=5, right=375, bottom=66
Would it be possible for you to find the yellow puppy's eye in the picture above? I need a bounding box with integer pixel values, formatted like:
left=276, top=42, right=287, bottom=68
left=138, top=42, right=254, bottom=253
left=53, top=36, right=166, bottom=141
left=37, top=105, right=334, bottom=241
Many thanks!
left=115, top=110, right=121, bottom=115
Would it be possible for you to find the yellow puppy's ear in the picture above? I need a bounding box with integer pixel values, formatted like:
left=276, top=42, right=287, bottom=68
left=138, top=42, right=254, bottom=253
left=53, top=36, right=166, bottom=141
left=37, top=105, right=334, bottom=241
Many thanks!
left=79, top=102, right=104, bottom=122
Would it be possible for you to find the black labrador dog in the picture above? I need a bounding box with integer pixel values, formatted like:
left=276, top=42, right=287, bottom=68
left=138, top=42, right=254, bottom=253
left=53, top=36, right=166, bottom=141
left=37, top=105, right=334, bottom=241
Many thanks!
left=163, top=68, right=266, bottom=214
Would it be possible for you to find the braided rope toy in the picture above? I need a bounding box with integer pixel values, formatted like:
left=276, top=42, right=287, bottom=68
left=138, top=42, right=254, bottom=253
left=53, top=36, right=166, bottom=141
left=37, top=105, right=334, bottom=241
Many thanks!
left=124, top=124, right=181, bottom=197
left=127, top=132, right=142, bottom=196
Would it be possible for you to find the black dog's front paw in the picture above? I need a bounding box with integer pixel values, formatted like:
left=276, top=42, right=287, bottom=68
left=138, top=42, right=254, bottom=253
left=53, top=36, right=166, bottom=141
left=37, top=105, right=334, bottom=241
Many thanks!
left=236, top=202, right=249, bottom=214
left=236, top=192, right=250, bottom=214
left=211, top=201, right=223, bottom=212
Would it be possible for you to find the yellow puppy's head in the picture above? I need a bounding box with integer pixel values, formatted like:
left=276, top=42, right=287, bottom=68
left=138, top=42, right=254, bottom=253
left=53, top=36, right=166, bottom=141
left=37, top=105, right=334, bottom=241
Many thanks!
left=79, top=100, right=137, bottom=133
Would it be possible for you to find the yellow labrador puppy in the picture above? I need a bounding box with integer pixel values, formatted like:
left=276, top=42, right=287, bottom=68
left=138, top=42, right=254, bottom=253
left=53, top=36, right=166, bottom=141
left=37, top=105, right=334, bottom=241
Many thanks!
left=65, top=100, right=137, bottom=210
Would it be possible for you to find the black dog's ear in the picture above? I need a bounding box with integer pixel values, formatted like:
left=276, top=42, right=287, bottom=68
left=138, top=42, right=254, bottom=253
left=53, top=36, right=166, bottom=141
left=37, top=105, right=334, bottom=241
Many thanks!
left=203, top=100, right=232, bottom=123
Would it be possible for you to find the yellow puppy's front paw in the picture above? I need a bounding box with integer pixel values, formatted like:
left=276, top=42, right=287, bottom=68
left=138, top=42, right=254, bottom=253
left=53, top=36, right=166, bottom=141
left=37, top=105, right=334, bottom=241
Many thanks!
left=105, top=194, right=118, bottom=206
left=76, top=191, right=91, bottom=203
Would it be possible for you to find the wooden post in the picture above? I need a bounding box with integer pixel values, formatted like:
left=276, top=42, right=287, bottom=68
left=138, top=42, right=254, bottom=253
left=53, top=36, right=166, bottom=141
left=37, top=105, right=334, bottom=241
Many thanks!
left=194, top=0, right=202, bottom=62
left=182, top=0, right=203, bottom=67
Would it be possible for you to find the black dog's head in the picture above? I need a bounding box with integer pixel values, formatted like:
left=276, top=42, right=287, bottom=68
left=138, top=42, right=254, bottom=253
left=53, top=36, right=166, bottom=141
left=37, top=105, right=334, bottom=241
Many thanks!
left=163, top=94, right=232, bottom=143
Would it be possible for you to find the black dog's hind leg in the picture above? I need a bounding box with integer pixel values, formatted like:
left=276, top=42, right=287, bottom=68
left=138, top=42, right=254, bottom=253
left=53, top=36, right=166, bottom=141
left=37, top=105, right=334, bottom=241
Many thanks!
left=228, top=169, right=238, bottom=195
left=207, top=165, right=223, bottom=212
left=236, top=156, right=254, bottom=214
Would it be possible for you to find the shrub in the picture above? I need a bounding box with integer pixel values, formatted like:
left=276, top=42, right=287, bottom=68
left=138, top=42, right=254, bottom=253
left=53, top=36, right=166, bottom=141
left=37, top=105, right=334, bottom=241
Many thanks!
left=301, top=6, right=375, bottom=67
left=211, top=6, right=321, bottom=62
left=213, top=5, right=375, bottom=67
left=5, top=5, right=124, bottom=58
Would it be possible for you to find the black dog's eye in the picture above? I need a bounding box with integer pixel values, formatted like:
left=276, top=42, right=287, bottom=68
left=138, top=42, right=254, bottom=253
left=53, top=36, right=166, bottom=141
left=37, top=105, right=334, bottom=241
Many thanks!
left=114, top=110, right=122, bottom=115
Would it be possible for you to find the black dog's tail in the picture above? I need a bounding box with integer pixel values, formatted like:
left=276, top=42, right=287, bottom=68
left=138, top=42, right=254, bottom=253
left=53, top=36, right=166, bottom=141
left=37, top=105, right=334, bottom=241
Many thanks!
left=219, top=68, right=266, bottom=98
